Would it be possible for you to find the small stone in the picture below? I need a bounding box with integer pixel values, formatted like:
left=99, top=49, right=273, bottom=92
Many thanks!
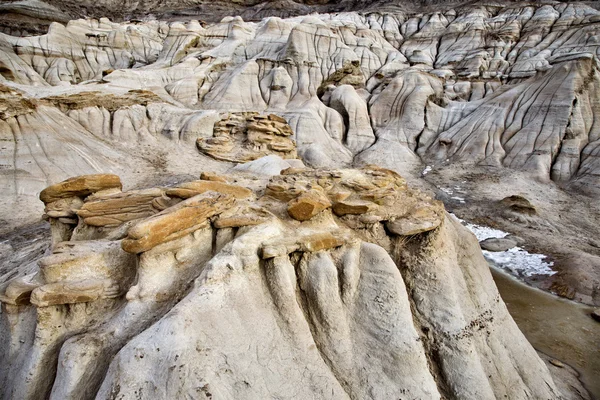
left=549, top=359, right=564, bottom=368
left=200, top=172, right=228, bottom=182
left=479, top=237, right=518, bottom=252
left=500, top=195, right=536, bottom=215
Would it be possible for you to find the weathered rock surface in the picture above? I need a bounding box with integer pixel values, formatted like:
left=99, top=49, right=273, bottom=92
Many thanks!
left=2, top=2, right=600, bottom=234
left=0, top=167, right=566, bottom=399
left=39, top=174, right=122, bottom=204
left=0, top=2, right=599, bottom=399
left=197, top=112, right=298, bottom=162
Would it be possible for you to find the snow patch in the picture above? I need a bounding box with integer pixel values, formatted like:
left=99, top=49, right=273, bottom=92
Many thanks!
left=483, top=248, right=556, bottom=277
left=422, top=165, right=432, bottom=175
left=450, top=214, right=555, bottom=277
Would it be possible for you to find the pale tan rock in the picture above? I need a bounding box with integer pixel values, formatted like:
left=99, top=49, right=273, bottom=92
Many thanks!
left=165, top=180, right=252, bottom=200
left=386, top=205, right=443, bottom=236
left=30, top=278, right=119, bottom=307
left=44, top=196, right=84, bottom=218
left=0, top=274, right=42, bottom=305
left=77, top=188, right=164, bottom=227
left=122, top=192, right=234, bottom=253
left=38, top=240, right=136, bottom=287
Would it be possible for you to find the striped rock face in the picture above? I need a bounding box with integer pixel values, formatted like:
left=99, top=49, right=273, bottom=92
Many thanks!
left=0, top=2, right=599, bottom=400
left=0, top=167, right=562, bottom=400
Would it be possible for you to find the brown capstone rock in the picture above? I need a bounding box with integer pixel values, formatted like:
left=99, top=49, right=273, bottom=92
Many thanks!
left=333, top=199, right=375, bottom=216
left=77, top=188, right=164, bottom=227
left=287, top=189, right=332, bottom=221
left=39, top=174, right=122, bottom=204
left=166, top=180, right=253, bottom=200
left=122, top=192, right=234, bottom=253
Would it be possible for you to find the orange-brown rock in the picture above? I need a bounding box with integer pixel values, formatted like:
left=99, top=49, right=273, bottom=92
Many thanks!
left=287, top=189, right=332, bottom=221
left=40, top=174, right=122, bottom=204
left=122, top=192, right=234, bottom=254
left=166, top=181, right=252, bottom=200
left=333, top=200, right=376, bottom=216
left=299, top=232, right=346, bottom=252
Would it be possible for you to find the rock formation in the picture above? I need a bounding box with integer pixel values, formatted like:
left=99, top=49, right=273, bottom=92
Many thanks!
left=0, top=167, right=565, bottom=399
left=0, top=1, right=599, bottom=399
left=2, top=3, right=600, bottom=218
left=0, top=2, right=599, bottom=305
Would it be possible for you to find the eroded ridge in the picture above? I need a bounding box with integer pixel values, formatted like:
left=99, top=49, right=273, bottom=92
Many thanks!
left=1, top=167, right=561, bottom=399
left=3, top=4, right=600, bottom=232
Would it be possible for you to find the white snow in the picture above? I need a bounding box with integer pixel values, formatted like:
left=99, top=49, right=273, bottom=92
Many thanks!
left=450, top=214, right=556, bottom=277
left=422, top=165, right=432, bottom=175
left=483, top=248, right=556, bottom=277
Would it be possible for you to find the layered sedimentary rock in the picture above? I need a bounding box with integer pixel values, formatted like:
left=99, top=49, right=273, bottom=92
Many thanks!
left=2, top=3, right=600, bottom=230
left=0, top=2, right=599, bottom=399
left=0, top=167, right=563, bottom=399
left=197, top=112, right=298, bottom=162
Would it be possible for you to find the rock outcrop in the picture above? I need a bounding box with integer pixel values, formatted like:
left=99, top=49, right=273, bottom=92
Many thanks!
left=0, top=167, right=563, bottom=399
left=0, top=2, right=599, bottom=399
left=2, top=3, right=600, bottom=229
left=197, top=112, right=297, bottom=162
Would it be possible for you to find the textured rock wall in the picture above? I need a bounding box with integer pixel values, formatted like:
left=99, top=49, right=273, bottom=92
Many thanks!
left=1, top=4, right=600, bottom=304
left=0, top=167, right=563, bottom=399
left=0, top=3, right=598, bottom=398
left=2, top=3, right=600, bottom=209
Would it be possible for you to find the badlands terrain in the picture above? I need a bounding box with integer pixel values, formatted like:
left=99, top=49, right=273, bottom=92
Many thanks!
left=0, top=0, right=599, bottom=399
